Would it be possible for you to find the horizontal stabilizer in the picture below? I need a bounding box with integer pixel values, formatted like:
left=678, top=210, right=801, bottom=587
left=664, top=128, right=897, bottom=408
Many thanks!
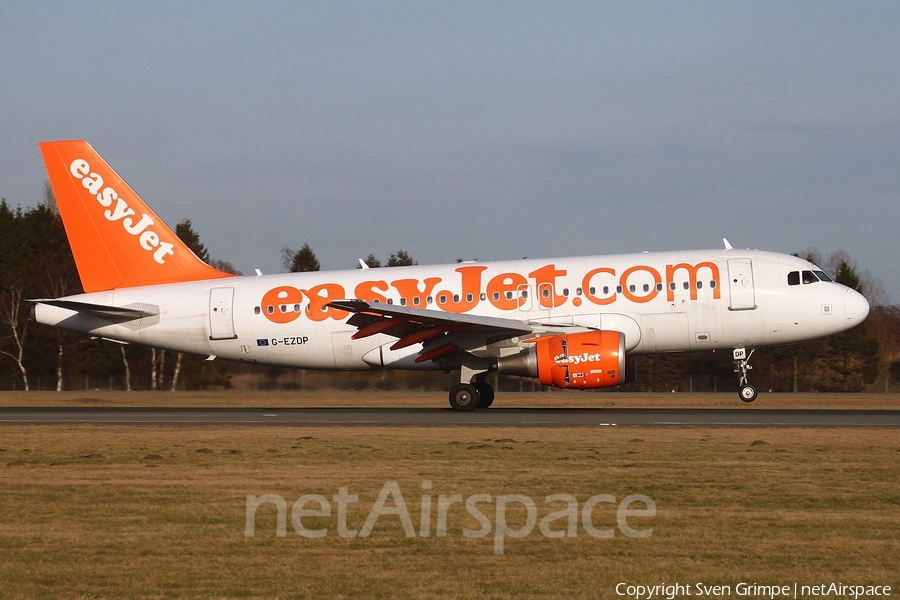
left=31, top=299, right=159, bottom=320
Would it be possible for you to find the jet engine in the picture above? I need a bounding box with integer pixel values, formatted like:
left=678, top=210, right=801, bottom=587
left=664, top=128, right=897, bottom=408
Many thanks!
left=497, top=330, right=632, bottom=389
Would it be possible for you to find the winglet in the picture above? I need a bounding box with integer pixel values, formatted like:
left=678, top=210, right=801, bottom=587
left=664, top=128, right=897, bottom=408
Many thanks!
left=39, top=140, right=234, bottom=292
left=723, top=238, right=733, bottom=250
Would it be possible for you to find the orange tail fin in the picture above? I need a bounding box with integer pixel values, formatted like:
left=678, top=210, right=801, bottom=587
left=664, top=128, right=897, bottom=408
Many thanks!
left=39, top=140, right=234, bottom=292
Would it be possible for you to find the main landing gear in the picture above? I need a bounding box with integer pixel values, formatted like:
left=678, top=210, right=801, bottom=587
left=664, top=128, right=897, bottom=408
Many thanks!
left=733, top=347, right=758, bottom=403
left=448, top=381, right=495, bottom=411
left=448, top=363, right=496, bottom=411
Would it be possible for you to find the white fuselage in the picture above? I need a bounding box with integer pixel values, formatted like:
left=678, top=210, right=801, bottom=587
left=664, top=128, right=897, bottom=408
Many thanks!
left=33, top=249, right=869, bottom=370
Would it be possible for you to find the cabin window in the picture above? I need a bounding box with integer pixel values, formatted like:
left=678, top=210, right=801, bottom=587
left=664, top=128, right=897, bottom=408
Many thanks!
left=669, top=282, right=676, bottom=291
left=603, top=286, right=609, bottom=295
left=696, top=281, right=702, bottom=290
left=683, top=282, right=690, bottom=290
left=294, top=304, right=301, bottom=312
left=266, top=306, right=274, bottom=314
left=254, top=306, right=261, bottom=315
left=413, top=297, right=420, bottom=306
left=453, top=294, right=460, bottom=303
left=480, top=293, right=486, bottom=301
left=629, top=284, right=636, bottom=293
left=616, top=285, right=623, bottom=294
left=710, top=280, right=717, bottom=289
left=466, top=293, right=474, bottom=302
left=541, top=288, right=550, bottom=298
left=643, top=284, right=650, bottom=292
left=427, top=296, right=433, bottom=305
left=562, top=288, right=569, bottom=297
left=400, top=298, right=407, bottom=306
left=493, top=292, right=500, bottom=301
left=439, top=294, right=447, bottom=304
left=576, top=287, right=583, bottom=296
left=656, top=283, right=663, bottom=292
left=387, top=298, right=393, bottom=305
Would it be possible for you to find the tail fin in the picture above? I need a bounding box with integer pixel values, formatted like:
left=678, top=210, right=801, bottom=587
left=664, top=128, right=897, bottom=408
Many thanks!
left=39, top=140, right=234, bottom=292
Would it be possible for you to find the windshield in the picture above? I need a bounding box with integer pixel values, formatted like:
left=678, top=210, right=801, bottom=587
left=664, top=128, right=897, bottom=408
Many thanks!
left=787, top=269, right=835, bottom=286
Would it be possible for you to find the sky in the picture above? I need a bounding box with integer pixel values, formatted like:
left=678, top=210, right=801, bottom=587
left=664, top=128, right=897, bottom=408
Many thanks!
left=2, top=2, right=899, bottom=302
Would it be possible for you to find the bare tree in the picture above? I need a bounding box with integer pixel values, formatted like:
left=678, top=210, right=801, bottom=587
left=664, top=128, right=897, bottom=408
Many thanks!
left=121, top=345, right=132, bottom=392
left=170, top=352, right=183, bottom=392
left=150, top=348, right=170, bottom=391
left=40, top=268, right=73, bottom=391
left=0, top=283, right=30, bottom=391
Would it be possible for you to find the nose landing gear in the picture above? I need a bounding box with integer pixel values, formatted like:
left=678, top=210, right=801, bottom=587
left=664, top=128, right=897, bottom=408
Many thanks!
left=733, top=347, right=758, bottom=403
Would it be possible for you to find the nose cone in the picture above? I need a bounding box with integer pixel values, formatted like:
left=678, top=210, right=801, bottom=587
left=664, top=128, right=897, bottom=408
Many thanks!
left=844, top=288, right=870, bottom=330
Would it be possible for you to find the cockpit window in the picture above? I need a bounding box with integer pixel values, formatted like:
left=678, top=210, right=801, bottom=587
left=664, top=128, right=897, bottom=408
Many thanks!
left=789, top=269, right=834, bottom=286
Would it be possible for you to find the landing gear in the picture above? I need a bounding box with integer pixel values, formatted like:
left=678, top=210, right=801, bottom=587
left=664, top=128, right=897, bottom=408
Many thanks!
left=447, top=382, right=496, bottom=410
left=733, top=347, right=757, bottom=403
left=448, top=363, right=496, bottom=411
left=739, top=384, right=758, bottom=403
left=448, top=383, right=480, bottom=411
left=474, top=382, right=495, bottom=408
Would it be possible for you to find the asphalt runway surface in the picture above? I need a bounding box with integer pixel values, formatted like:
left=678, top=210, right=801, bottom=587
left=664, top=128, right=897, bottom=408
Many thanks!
left=1, top=407, right=899, bottom=427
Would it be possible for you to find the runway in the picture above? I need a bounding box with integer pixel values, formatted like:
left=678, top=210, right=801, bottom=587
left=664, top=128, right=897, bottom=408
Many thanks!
left=1, top=407, right=899, bottom=427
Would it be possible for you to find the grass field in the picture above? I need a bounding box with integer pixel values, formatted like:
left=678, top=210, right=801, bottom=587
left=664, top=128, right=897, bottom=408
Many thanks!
left=1, top=393, right=899, bottom=598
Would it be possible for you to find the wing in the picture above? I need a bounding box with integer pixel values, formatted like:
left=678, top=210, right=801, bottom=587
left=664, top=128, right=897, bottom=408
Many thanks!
left=328, top=299, right=537, bottom=364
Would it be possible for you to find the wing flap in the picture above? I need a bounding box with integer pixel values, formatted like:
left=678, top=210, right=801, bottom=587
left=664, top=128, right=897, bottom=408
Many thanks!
left=328, top=299, right=536, bottom=364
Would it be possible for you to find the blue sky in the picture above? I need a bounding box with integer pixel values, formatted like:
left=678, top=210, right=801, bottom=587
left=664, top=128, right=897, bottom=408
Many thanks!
left=2, top=2, right=899, bottom=301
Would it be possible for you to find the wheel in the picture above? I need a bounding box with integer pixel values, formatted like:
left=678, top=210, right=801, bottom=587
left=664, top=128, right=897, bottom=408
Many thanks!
left=739, top=384, right=758, bottom=403
left=473, top=382, right=495, bottom=408
left=449, top=384, right=480, bottom=411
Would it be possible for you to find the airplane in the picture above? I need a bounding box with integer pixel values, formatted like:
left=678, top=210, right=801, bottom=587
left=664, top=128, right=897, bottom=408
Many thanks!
left=32, top=140, right=870, bottom=410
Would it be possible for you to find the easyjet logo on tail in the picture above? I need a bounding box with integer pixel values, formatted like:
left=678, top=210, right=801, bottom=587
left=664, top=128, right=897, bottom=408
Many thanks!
left=69, top=159, right=175, bottom=264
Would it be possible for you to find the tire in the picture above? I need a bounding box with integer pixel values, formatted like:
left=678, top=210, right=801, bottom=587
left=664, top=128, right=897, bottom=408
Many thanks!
left=449, top=384, right=480, bottom=411
left=474, top=382, right=495, bottom=408
left=739, top=384, right=758, bottom=403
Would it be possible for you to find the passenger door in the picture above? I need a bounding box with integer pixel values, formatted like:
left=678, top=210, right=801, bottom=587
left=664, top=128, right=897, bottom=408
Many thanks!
left=727, top=259, right=756, bottom=311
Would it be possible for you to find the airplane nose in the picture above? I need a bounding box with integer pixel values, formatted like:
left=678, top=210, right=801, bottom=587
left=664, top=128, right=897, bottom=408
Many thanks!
left=844, top=288, right=870, bottom=329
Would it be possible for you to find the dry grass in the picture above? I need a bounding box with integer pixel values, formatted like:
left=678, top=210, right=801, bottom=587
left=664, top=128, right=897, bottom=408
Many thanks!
left=1, top=424, right=898, bottom=598
left=1, top=389, right=900, bottom=409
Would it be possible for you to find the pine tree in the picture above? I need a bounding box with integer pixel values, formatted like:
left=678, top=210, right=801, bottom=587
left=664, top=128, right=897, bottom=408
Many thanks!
left=289, top=243, right=321, bottom=272
left=175, top=219, right=210, bottom=264
left=386, top=250, right=416, bottom=267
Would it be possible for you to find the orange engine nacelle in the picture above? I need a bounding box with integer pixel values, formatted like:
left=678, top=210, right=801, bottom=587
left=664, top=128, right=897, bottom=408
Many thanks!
left=498, top=330, right=629, bottom=390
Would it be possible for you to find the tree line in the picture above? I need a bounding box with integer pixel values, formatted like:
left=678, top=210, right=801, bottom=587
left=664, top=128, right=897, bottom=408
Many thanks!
left=0, top=195, right=897, bottom=393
